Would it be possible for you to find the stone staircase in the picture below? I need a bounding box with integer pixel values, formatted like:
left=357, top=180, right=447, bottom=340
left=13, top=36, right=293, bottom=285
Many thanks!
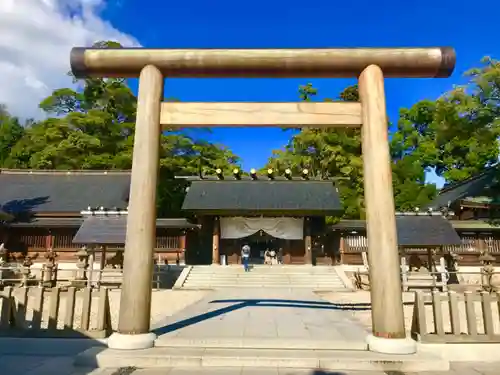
left=176, top=265, right=353, bottom=290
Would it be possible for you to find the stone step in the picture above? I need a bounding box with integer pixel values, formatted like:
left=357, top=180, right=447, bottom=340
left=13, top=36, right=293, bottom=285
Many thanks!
left=189, top=273, right=342, bottom=276
left=187, top=276, right=342, bottom=279
left=186, top=275, right=345, bottom=279
left=190, top=269, right=341, bottom=273
left=181, top=286, right=353, bottom=291
left=187, top=280, right=344, bottom=286
left=189, top=268, right=339, bottom=272
left=182, top=266, right=350, bottom=290
left=75, top=346, right=449, bottom=372
left=154, top=337, right=366, bottom=351
left=187, top=274, right=344, bottom=277
left=189, top=275, right=346, bottom=281
left=184, top=286, right=347, bottom=290
left=186, top=278, right=345, bottom=282
left=184, top=282, right=345, bottom=286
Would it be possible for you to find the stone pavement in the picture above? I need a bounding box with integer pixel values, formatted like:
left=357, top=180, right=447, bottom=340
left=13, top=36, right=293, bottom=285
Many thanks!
left=152, top=288, right=369, bottom=350
left=107, top=364, right=500, bottom=374
left=0, top=338, right=104, bottom=375
left=1, top=288, right=499, bottom=374
left=1, top=359, right=500, bottom=375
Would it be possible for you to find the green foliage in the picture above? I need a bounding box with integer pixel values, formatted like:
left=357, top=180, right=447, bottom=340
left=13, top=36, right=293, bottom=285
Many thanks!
left=0, top=41, right=240, bottom=216
left=267, top=84, right=365, bottom=220
left=0, top=105, right=26, bottom=166
left=397, top=57, right=500, bottom=184
left=1, top=45, right=499, bottom=220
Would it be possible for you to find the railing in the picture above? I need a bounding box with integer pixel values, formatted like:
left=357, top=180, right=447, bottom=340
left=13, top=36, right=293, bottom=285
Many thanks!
left=0, top=264, right=184, bottom=290
left=401, top=257, right=448, bottom=291
left=0, top=286, right=112, bottom=338
left=353, top=267, right=500, bottom=293
left=344, top=234, right=500, bottom=254
left=411, top=291, right=500, bottom=343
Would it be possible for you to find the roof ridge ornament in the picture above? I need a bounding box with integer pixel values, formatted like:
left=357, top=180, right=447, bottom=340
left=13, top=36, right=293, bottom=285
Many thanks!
left=0, top=169, right=131, bottom=176
left=396, top=208, right=444, bottom=216
left=81, top=206, right=128, bottom=216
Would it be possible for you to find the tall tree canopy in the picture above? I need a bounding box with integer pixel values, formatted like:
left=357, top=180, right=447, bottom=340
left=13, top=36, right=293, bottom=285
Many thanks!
left=265, top=83, right=438, bottom=218
left=1, top=46, right=498, bottom=219
left=0, top=41, right=240, bottom=216
left=396, top=57, right=500, bottom=184
left=267, top=56, right=500, bottom=218
left=0, top=105, right=26, bottom=166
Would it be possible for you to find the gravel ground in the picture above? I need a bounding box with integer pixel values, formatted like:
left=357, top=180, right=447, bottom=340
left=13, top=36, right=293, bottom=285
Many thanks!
left=316, top=290, right=500, bottom=335
left=2, top=288, right=208, bottom=331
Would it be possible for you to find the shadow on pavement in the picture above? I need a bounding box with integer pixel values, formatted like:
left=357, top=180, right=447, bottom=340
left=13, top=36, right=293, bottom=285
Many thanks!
left=153, top=298, right=371, bottom=335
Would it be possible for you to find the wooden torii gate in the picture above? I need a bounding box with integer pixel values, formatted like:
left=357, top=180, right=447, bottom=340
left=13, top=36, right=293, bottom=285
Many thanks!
left=71, top=47, right=456, bottom=353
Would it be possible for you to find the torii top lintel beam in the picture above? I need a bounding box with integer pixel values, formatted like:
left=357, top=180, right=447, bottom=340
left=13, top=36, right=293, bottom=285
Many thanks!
left=70, top=47, right=456, bottom=79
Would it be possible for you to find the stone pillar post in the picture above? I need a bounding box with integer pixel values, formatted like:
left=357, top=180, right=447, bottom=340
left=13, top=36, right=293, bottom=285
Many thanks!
left=107, top=65, right=164, bottom=350
left=98, top=246, right=107, bottom=287
left=86, top=249, right=95, bottom=288
left=212, top=217, right=220, bottom=265
left=304, top=218, right=312, bottom=265
left=178, top=231, right=186, bottom=265
left=359, top=65, right=416, bottom=354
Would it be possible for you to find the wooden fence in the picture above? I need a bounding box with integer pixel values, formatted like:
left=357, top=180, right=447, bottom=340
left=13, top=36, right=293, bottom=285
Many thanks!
left=0, top=263, right=185, bottom=290
left=0, top=286, right=112, bottom=338
left=344, top=234, right=500, bottom=254
left=411, top=291, right=500, bottom=343
left=343, top=233, right=500, bottom=266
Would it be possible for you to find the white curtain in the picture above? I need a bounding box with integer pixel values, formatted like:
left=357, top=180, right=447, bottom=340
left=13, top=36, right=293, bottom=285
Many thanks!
left=220, top=217, right=304, bottom=240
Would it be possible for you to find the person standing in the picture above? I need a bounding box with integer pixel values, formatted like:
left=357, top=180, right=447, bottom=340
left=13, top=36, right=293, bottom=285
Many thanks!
left=241, top=243, right=251, bottom=272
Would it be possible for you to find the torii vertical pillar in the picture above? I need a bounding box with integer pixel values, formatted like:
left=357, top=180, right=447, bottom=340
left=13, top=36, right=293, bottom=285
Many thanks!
left=108, top=65, right=164, bottom=350
left=359, top=65, right=416, bottom=354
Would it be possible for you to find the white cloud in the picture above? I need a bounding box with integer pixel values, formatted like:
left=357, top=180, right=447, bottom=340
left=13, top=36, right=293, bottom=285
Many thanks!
left=0, top=0, right=140, bottom=120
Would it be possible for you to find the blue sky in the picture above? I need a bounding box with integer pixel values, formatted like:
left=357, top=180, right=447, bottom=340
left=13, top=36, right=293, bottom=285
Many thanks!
left=101, top=0, right=499, bottom=187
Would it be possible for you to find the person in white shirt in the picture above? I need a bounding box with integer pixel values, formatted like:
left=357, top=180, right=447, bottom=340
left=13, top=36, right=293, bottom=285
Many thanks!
left=241, top=244, right=251, bottom=272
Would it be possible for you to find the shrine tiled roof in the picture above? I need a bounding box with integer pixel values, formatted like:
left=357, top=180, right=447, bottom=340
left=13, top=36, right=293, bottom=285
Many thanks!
left=395, top=214, right=461, bottom=247
left=181, top=179, right=342, bottom=215
left=332, top=214, right=462, bottom=247
left=0, top=169, right=131, bottom=214
left=426, top=165, right=500, bottom=210
left=72, top=216, right=199, bottom=245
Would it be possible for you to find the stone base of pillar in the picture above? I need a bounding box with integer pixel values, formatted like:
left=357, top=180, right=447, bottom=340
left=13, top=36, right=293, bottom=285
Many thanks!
left=107, top=332, right=156, bottom=350
left=366, top=334, right=417, bottom=354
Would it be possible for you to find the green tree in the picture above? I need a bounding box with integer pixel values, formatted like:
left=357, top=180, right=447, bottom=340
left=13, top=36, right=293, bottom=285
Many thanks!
left=266, top=84, right=365, bottom=219
left=3, top=40, right=241, bottom=216
left=266, top=82, right=440, bottom=218
left=397, top=56, right=500, bottom=185
left=0, top=105, right=26, bottom=166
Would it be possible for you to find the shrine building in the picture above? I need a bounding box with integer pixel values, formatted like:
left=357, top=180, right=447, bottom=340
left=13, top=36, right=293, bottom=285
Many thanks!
left=178, top=168, right=343, bottom=265
left=1, top=167, right=498, bottom=267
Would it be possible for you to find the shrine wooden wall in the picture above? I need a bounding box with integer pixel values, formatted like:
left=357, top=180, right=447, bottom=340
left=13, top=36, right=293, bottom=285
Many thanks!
left=340, top=231, right=500, bottom=266
left=2, top=227, right=187, bottom=264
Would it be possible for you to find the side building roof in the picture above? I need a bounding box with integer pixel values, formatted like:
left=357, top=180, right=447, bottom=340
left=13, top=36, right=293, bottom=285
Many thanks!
left=0, top=169, right=131, bottom=215
left=73, top=216, right=200, bottom=245
left=182, top=179, right=342, bottom=215
left=331, top=214, right=462, bottom=247
left=426, top=165, right=500, bottom=210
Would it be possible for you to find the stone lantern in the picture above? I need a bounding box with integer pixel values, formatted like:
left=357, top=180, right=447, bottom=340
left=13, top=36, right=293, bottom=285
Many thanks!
left=479, top=252, right=496, bottom=292
left=43, top=248, right=58, bottom=287
left=20, top=253, right=38, bottom=287
left=0, top=244, right=6, bottom=266
left=0, top=244, right=6, bottom=285
left=74, top=246, right=90, bottom=287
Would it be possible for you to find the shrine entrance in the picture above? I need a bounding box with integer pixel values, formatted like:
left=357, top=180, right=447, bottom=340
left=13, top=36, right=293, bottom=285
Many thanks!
left=243, top=231, right=279, bottom=263
left=70, top=46, right=455, bottom=354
